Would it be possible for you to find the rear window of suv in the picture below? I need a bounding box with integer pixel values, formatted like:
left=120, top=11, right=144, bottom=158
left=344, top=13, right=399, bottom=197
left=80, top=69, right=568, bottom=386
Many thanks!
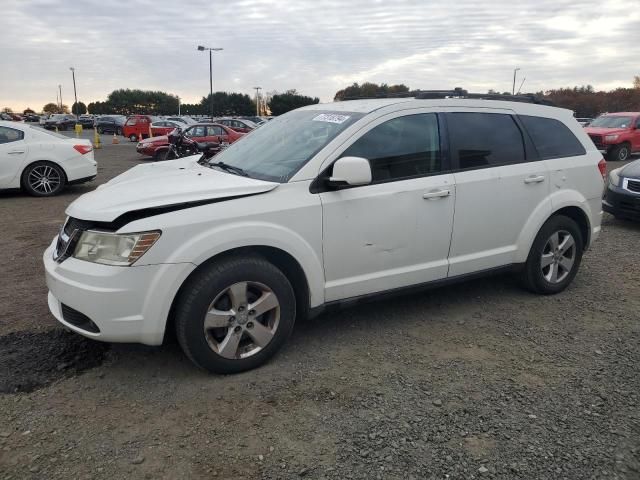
left=520, top=115, right=586, bottom=159
left=446, top=112, right=525, bottom=169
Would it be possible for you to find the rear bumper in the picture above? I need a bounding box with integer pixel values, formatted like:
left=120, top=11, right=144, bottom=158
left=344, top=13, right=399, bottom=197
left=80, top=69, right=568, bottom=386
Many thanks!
left=603, top=184, right=640, bottom=220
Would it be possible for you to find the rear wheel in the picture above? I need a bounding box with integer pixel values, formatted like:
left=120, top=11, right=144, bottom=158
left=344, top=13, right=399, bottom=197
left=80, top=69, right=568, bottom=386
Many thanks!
left=22, top=161, right=66, bottom=197
left=608, top=144, right=630, bottom=162
left=96, top=126, right=103, bottom=134
left=116, top=127, right=122, bottom=136
left=175, top=255, right=296, bottom=374
left=129, top=134, right=137, bottom=142
left=152, top=149, right=165, bottom=161
left=520, top=215, right=583, bottom=294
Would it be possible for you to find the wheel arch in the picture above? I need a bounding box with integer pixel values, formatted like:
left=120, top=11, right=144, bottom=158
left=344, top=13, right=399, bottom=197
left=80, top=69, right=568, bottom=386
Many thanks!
left=20, top=159, right=69, bottom=189
left=163, top=245, right=312, bottom=344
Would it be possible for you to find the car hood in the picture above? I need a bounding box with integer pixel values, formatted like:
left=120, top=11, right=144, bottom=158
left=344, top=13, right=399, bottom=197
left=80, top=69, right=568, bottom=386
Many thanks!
left=66, top=156, right=279, bottom=222
left=584, top=127, right=628, bottom=135
left=621, top=159, right=640, bottom=179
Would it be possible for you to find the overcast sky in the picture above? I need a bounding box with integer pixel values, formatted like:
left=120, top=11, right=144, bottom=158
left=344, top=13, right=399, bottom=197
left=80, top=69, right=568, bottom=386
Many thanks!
left=1, top=0, right=638, bottom=112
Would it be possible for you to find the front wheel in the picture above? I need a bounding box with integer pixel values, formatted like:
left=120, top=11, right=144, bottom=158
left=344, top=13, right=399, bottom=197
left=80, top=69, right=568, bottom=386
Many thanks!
left=96, top=126, right=103, bottom=134
left=175, top=255, right=296, bottom=374
left=116, top=127, right=122, bottom=136
left=519, top=215, right=583, bottom=294
left=129, top=134, right=137, bottom=142
left=608, top=144, right=630, bottom=162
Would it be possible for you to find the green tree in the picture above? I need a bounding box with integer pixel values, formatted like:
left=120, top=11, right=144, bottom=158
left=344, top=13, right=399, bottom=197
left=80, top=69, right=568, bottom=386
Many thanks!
left=268, top=90, right=319, bottom=115
left=42, top=103, right=68, bottom=114
left=1, top=107, right=12, bottom=113
left=634, top=76, right=640, bottom=89
left=104, top=89, right=179, bottom=115
left=334, top=82, right=410, bottom=101
left=72, top=102, right=87, bottom=115
left=200, top=92, right=255, bottom=117
left=23, top=108, right=35, bottom=115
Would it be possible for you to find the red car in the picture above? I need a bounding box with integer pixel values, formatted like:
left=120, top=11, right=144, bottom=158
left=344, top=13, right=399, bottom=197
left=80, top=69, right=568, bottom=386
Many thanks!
left=123, top=115, right=158, bottom=142
left=136, top=123, right=244, bottom=160
left=584, top=112, right=640, bottom=162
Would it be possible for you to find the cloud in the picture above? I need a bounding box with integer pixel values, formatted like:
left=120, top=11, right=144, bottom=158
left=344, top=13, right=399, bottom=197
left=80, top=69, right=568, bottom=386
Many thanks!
left=0, top=0, right=638, bottom=111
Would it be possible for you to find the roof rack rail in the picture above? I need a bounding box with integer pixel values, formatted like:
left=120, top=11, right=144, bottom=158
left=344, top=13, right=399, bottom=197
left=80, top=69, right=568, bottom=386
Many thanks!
left=341, top=87, right=554, bottom=106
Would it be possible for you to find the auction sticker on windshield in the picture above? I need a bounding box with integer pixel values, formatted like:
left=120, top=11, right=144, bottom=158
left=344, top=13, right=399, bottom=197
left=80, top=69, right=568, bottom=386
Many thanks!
left=312, top=113, right=351, bottom=124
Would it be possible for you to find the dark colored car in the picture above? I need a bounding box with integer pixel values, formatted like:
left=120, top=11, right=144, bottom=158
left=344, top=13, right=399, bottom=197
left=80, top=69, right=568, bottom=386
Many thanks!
left=95, top=116, right=126, bottom=135
left=216, top=118, right=257, bottom=133
left=44, top=114, right=77, bottom=130
left=136, top=123, right=244, bottom=160
left=603, top=159, right=640, bottom=220
left=23, top=114, right=41, bottom=122
left=77, top=115, right=95, bottom=128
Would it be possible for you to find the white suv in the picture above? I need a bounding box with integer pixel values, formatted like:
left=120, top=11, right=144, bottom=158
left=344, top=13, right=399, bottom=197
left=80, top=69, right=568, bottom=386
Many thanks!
left=44, top=93, right=605, bottom=373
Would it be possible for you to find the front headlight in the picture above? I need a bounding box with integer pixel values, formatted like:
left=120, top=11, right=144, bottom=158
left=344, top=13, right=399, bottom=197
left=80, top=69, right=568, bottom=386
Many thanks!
left=609, top=167, right=622, bottom=187
left=604, top=134, right=619, bottom=142
left=73, top=230, right=161, bottom=266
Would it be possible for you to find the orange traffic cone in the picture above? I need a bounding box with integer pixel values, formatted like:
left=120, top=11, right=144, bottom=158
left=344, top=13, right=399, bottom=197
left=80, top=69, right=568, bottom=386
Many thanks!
left=138, top=132, right=144, bottom=142
left=112, top=133, right=119, bottom=144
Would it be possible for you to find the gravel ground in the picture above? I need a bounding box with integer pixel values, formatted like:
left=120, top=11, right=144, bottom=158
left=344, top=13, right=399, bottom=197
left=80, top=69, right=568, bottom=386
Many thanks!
left=0, top=144, right=638, bottom=479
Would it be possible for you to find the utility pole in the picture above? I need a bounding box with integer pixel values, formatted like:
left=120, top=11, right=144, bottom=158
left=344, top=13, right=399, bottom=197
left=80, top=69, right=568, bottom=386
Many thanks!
left=512, top=67, right=520, bottom=95
left=70, top=67, right=78, bottom=118
left=254, top=86, right=262, bottom=116
left=177, top=96, right=181, bottom=116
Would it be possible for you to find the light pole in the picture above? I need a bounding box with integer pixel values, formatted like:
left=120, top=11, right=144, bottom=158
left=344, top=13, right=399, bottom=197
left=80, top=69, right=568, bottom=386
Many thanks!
left=253, top=86, right=262, bottom=116
left=70, top=67, right=79, bottom=118
left=58, top=84, right=62, bottom=111
left=177, top=96, right=181, bottom=116
left=512, top=67, right=520, bottom=95
left=197, top=45, right=223, bottom=120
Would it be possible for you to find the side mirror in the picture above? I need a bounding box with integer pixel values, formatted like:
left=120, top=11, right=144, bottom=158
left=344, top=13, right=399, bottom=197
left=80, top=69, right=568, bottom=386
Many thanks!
left=328, top=156, right=372, bottom=187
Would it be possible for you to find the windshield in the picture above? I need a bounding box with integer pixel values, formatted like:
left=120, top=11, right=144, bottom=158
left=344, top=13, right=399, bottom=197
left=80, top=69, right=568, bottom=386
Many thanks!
left=207, top=110, right=363, bottom=182
left=589, top=116, right=633, bottom=128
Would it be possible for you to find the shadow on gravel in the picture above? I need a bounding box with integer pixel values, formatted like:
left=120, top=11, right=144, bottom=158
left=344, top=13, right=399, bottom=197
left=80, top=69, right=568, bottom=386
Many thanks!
left=0, top=329, right=109, bottom=394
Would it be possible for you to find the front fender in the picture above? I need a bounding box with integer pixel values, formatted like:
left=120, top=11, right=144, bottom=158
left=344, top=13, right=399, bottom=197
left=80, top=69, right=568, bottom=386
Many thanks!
left=162, top=221, right=325, bottom=307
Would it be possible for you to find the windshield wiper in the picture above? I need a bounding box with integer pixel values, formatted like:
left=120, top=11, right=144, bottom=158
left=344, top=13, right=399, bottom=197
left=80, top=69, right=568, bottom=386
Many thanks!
left=209, top=161, right=249, bottom=177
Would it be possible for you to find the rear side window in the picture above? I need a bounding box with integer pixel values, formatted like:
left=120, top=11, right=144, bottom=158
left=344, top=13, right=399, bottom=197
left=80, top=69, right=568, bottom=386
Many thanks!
left=446, top=113, right=525, bottom=169
left=0, top=126, right=24, bottom=144
left=341, top=113, right=441, bottom=182
left=520, top=115, right=586, bottom=159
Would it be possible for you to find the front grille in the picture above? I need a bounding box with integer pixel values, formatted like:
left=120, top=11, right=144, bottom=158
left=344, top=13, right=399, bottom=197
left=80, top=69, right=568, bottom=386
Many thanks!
left=626, top=179, right=640, bottom=193
left=588, top=134, right=604, bottom=149
left=61, top=304, right=100, bottom=333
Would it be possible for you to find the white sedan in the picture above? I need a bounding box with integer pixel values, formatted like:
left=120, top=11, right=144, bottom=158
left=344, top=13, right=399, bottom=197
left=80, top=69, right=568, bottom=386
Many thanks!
left=0, top=121, right=97, bottom=196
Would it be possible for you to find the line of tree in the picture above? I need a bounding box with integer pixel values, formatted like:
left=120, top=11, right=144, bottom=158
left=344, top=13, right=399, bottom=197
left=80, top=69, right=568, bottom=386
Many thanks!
left=539, top=85, right=640, bottom=118
left=334, top=82, right=410, bottom=101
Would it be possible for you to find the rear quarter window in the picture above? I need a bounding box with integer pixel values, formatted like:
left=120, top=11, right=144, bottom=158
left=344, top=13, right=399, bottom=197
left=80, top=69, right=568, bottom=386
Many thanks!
left=519, top=115, right=586, bottom=159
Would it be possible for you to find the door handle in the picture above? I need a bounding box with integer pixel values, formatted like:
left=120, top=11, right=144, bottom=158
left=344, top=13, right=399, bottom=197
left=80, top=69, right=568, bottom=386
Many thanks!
left=8, top=151, right=25, bottom=154
left=423, top=189, right=451, bottom=199
left=524, top=175, right=545, bottom=184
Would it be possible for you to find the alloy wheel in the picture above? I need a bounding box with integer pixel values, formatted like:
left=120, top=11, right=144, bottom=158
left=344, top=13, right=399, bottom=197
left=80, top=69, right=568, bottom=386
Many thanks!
left=28, top=165, right=61, bottom=195
left=203, top=281, right=280, bottom=359
left=618, top=147, right=629, bottom=161
left=541, top=230, right=576, bottom=284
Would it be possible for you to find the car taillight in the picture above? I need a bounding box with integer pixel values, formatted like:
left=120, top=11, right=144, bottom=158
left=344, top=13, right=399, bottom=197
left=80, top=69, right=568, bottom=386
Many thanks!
left=597, top=158, right=607, bottom=181
left=73, top=145, right=93, bottom=155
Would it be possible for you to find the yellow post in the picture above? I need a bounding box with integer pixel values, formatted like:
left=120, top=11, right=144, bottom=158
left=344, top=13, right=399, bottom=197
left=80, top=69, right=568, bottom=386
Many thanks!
left=74, top=123, right=82, bottom=137
left=55, top=126, right=59, bottom=133
left=93, top=128, right=101, bottom=149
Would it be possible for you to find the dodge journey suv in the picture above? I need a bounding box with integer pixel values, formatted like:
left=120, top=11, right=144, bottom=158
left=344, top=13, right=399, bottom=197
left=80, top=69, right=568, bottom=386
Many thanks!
left=44, top=90, right=605, bottom=374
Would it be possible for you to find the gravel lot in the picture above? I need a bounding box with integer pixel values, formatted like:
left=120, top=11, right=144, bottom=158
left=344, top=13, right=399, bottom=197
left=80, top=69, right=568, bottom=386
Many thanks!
left=0, top=142, right=638, bottom=479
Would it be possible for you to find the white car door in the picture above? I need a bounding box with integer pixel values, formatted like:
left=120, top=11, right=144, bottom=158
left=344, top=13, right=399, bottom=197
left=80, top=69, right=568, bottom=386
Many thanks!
left=444, top=109, right=551, bottom=276
left=0, top=125, right=28, bottom=188
left=318, top=110, right=455, bottom=301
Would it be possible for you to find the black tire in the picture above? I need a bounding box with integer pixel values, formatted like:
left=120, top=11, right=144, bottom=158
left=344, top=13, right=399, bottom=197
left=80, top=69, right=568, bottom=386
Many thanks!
left=96, top=126, right=103, bottom=134
left=175, top=255, right=296, bottom=374
left=519, top=215, right=584, bottom=295
left=164, top=149, right=177, bottom=160
left=21, top=161, right=66, bottom=197
left=607, top=144, right=630, bottom=162
left=152, top=149, right=166, bottom=161
left=129, top=134, right=137, bottom=142
left=116, top=127, right=122, bottom=136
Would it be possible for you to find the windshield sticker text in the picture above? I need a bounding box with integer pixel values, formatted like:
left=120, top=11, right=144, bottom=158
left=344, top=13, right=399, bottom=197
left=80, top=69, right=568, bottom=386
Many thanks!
left=312, top=114, right=350, bottom=124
